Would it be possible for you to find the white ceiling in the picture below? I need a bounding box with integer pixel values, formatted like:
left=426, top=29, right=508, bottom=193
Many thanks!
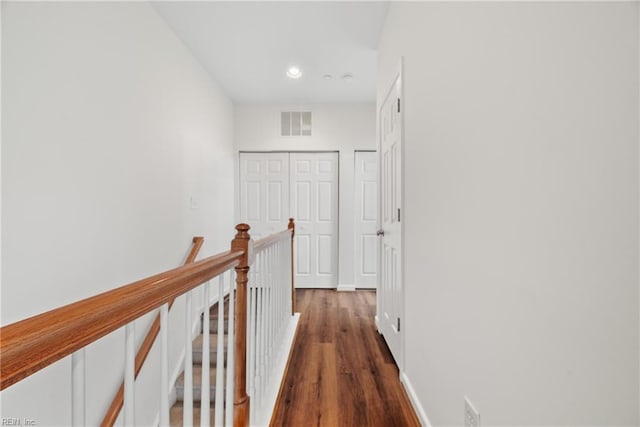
left=152, top=1, right=389, bottom=104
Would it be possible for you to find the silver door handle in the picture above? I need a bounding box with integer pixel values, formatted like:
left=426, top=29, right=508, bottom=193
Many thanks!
left=376, top=230, right=385, bottom=236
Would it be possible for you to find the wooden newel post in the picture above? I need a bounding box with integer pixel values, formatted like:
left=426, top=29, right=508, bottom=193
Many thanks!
left=231, top=224, right=251, bottom=427
left=288, top=218, right=296, bottom=315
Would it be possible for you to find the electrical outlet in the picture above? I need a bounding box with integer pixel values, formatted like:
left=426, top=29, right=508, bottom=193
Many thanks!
left=464, top=397, right=480, bottom=427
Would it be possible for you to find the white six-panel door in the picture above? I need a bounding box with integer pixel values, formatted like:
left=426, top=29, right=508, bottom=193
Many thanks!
left=289, top=153, right=338, bottom=288
left=239, top=153, right=290, bottom=240
left=379, top=73, right=403, bottom=365
left=354, top=151, right=377, bottom=289
left=239, top=152, right=339, bottom=288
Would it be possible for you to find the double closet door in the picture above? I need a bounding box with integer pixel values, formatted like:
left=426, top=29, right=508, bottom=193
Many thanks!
left=239, top=152, right=339, bottom=288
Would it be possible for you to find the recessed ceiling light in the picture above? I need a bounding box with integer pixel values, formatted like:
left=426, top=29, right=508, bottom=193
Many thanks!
left=287, top=67, right=302, bottom=79
left=342, top=73, right=354, bottom=82
left=323, top=74, right=333, bottom=80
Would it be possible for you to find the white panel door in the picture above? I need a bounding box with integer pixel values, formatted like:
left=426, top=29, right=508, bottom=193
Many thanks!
left=290, top=152, right=339, bottom=288
left=239, top=152, right=290, bottom=240
left=354, top=151, right=377, bottom=289
left=379, top=73, right=403, bottom=364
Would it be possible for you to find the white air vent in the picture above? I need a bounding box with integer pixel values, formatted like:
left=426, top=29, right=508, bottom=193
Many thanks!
left=281, top=111, right=311, bottom=136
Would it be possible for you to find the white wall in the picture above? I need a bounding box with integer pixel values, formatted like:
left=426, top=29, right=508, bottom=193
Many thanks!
left=378, top=2, right=639, bottom=425
left=235, top=104, right=376, bottom=289
left=1, top=2, right=235, bottom=425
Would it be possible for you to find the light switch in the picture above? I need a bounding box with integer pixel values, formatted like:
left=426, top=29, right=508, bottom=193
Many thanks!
left=190, top=196, right=200, bottom=210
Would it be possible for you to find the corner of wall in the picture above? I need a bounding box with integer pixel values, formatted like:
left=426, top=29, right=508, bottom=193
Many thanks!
left=637, top=1, right=640, bottom=423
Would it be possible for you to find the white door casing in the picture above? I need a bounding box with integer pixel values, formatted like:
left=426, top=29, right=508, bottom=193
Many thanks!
left=290, top=152, right=339, bottom=288
left=239, top=152, right=290, bottom=240
left=378, top=71, right=403, bottom=365
left=354, top=151, right=377, bottom=289
left=239, top=152, right=339, bottom=288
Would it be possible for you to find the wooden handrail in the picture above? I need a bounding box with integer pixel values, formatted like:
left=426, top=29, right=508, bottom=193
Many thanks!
left=1, top=220, right=296, bottom=427
left=100, top=236, right=204, bottom=427
left=253, top=228, right=293, bottom=252
left=185, top=236, right=205, bottom=264
left=0, top=248, right=242, bottom=391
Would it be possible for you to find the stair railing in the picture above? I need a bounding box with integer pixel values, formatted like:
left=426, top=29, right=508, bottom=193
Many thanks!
left=0, top=220, right=297, bottom=427
left=100, top=236, right=204, bottom=427
left=246, top=218, right=297, bottom=425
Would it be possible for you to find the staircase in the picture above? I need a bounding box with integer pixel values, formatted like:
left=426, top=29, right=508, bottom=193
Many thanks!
left=2, top=224, right=297, bottom=427
left=170, top=296, right=229, bottom=426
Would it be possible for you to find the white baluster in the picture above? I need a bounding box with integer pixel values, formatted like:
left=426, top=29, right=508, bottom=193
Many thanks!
left=276, top=245, right=281, bottom=358
left=276, top=242, right=281, bottom=344
left=271, top=244, right=276, bottom=351
left=215, top=276, right=224, bottom=426
left=71, top=349, right=85, bottom=427
left=263, top=247, right=269, bottom=392
left=256, top=253, right=264, bottom=407
left=280, top=240, right=291, bottom=326
left=201, top=282, right=211, bottom=427
left=275, top=244, right=280, bottom=346
left=248, top=265, right=256, bottom=402
left=184, top=291, right=193, bottom=426
left=160, top=304, right=170, bottom=426
left=225, top=270, right=235, bottom=426
left=266, top=246, right=271, bottom=379
left=267, top=246, right=274, bottom=382
left=283, top=240, right=288, bottom=324
left=269, top=245, right=275, bottom=378
left=261, top=248, right=268, bottom=402
left=124, top=323, right=135, bottom=426
left=284, top=239, right=293, bottom=316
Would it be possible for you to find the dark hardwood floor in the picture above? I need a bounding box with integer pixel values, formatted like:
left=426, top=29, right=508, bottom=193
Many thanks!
left=270, top=289, right=420, bottom=427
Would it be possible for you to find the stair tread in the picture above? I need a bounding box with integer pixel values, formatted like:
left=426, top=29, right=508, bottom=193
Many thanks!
left=209, top=307, right=229, bottom=316
left=191, top=334, right=228, bottom=365
left=192, top=333, right=228, bottom=350
left=208, top=296, right=230, bottom=318
left=203, top=310, right=229, bottom=334
left=176, top=365, right=220, bottom=388
left=169, top=403, right=217, bottom=427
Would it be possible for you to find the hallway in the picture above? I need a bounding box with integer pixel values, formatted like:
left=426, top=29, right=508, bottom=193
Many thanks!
left=271, top=290, right=419, bottom=426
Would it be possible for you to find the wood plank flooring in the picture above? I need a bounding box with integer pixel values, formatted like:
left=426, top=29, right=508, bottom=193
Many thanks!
left=270, top=289, right=420, bottom=427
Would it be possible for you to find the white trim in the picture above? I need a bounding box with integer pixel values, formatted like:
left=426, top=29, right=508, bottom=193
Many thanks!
left=253, top=313, right=301, bottom=426
left=295, top=284, right=337, bottom=289
left=374, top=315, right=381, bottom=333
left=400, top=371, right=432, bottom=427
left=353, top=149, right=379, bottom=290
left=399, top=55, right=406, bottom=374
left=337, top=284, right=356, bottom=292
left=637, top=1, right=640, bottom=421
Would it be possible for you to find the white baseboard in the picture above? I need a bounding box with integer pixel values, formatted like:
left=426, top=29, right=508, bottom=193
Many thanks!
left=337, top=284, right=356, bottom=292
left=400, top=371, right=432, bottom=427
left=374, top=315, right=380, bottom=333
left=295, top=284, right=336, bottom=289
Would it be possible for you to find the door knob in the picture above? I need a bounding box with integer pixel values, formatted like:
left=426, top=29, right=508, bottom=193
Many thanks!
left=376, top=229, right=385, bottom=236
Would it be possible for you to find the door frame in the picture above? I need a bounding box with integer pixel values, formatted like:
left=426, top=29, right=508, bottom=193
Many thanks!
left=353, top=149, right=378, bottom=290
left=238, top=150, right=341, bottom=288
left=376, top=58, right=405, bottom=372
